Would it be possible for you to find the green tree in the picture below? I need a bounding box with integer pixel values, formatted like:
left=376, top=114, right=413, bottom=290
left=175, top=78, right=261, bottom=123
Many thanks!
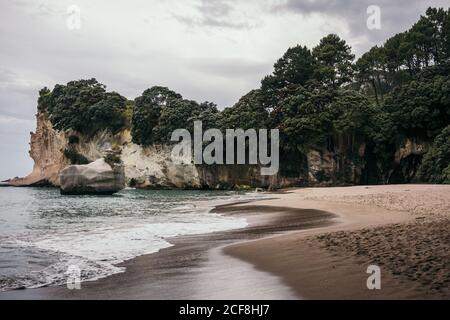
left=220, top=89, right=269, bottom=130
left=417, top=125, right=450, bottom=183
left=383, top=64, right=450, bottom=139
left=260, top=45, right=315, bottom=109
left=38, top=78, right=127, bottom=135
left=356, top=46, right=387, bottom=104
left=88, top=92, right=128, bottom=133
left=275, top=86, right=329, bottom=152
left=443, top=8, right=450, bottom=60
left=131, top=86, right=182, bottom=145
left=152, top=99, right=199, bottom=143
left=196, top=101, right=221, bottom=131
left=409, top=8, right=448, bottom=67
left=379, top=7, right=449, bottom=83
left=312, top=34, right=355, bottom=88
left=152, top=99, right=220, bottom=144
left=132, top=86, right=221, bottom=145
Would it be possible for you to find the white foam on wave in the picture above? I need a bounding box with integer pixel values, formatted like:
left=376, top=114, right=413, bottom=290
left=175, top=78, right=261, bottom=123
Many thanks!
left=1, top=191, right=268, bottom=290
left=9, top=210, right=247, bottom=289
left=31, top=213, right=247, bottom=265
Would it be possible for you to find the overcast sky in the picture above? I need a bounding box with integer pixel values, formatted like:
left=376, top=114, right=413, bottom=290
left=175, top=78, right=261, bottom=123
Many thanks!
left=1, top=0, right=449, bottom=180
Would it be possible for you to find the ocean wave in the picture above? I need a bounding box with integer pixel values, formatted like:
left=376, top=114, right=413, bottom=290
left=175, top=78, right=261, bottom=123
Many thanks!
left=0, top=189, right=264, bottom=291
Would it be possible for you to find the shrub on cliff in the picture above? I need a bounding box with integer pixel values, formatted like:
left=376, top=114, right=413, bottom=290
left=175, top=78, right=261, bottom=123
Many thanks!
left=38, top=79, right=128, bottom=135
left=417, top=125, right=450, bottom=183
left=63, top=147, right=89, bottom=165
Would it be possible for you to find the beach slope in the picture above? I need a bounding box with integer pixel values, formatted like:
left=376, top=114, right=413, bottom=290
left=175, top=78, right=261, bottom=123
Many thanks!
left=225, top=185, right=450, bottom=299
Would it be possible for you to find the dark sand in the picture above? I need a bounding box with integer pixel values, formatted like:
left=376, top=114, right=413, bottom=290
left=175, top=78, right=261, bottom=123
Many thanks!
left=0, top=203, right=336, bottom=299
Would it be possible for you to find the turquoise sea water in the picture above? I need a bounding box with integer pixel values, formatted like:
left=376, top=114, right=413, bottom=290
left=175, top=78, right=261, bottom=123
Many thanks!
left=0, top=187, right=261, bottom=291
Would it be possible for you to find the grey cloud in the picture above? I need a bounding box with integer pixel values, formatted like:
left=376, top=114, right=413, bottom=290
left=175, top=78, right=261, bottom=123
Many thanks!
left=3, top=0, right=64, bottom=17
left=190, top=58, right=271, bottom=79
left=0, top=68, right=42, bottom=97
left=0, top=115, right=35, bottom=133
left=173, top=0, right=257, bottom=29
left=273, top=0, right=450, bottom=53
left=0, top=130, right=34, bottom=180
left=172, top=14, right=251, bottom=30
left=198, top=0, right=233, bottom=18
left=185, top=58, right=273, bottom=106
left=0, top=68, right=41, bottom=121
left=36, top=3, right=63, bottom=17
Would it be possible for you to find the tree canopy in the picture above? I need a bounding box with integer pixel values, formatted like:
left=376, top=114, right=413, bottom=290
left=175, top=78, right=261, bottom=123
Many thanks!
left=131, top=86, right=182, bottom=145
left=38, top=78, right=128, bottom=135
left=131, top=86, right=220, bottom=145
left=312, top=34, right=355, bottom=89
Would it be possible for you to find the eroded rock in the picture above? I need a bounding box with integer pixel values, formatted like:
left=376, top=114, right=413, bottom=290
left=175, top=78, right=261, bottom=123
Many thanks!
left=59, top=158, right=125, bottom=195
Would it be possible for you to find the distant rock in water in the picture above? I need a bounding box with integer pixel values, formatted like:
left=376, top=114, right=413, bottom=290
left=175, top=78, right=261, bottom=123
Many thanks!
left=59, top=158, right=125, bottom=195
left=0, top=181, right=11, bottom=187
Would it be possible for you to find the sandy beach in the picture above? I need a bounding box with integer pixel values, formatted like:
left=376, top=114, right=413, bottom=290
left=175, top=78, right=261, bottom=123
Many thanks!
left=1, top=184, right=449, bottom=299
left=226, top=184, right=450, bottom=299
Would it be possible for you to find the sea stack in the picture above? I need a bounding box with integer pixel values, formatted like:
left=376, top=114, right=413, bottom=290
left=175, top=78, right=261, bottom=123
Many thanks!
left=59, top=158, right=125, bottom=195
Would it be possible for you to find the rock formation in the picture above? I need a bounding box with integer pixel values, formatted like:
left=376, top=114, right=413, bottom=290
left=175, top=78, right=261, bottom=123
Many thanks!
left=59, top=158, right=125, bottom=195
left=7, top=112, right=428, bottom=190
left=7, top=113, right=68, bottom=186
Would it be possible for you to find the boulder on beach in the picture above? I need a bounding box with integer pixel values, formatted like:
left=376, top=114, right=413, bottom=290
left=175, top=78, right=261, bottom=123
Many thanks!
left=59, top=158, right=125, bottom=195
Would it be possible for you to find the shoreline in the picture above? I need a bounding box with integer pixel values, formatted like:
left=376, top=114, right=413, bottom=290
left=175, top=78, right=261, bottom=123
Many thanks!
left=1, top=184, right=449, bottom=299
left=0, top=194, right=336, bottom=299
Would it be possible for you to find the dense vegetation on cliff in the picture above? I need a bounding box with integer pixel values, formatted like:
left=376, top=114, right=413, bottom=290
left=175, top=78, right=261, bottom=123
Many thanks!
left=38, top=79, right=130, bottom=135
left=37, top=7, right=450, bottom=185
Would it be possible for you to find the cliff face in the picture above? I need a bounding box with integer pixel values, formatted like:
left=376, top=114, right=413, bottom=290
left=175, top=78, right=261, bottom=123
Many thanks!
left=8, top=113, right=68, bottom=186
left=120, top=137, right=202, bottom=189
left=9, top=112, right=204, bottom=189
left=9, top=112, right=427, bottom=189
left=389, top=138, right=429, bottom=183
